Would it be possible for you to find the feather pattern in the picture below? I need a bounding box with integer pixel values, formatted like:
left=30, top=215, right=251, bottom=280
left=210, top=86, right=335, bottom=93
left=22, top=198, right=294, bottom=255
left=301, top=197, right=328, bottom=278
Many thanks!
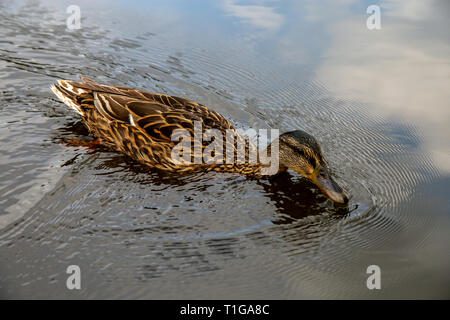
left=52, top=76, right=261, bottom=174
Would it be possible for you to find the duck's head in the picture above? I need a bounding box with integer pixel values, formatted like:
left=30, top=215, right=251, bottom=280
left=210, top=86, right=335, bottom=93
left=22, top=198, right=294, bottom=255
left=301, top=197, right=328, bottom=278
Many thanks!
left=271, top=130, right=349, bottom=204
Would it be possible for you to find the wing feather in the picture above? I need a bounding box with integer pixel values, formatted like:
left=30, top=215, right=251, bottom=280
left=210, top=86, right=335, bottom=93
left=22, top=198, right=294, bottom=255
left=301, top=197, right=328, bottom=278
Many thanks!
left=53, top=76, right=239, bottom=155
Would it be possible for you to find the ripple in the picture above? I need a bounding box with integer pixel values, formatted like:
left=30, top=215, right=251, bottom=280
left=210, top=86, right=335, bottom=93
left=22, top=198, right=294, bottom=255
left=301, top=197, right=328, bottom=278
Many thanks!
left=0, top=0, right=447, bottom=299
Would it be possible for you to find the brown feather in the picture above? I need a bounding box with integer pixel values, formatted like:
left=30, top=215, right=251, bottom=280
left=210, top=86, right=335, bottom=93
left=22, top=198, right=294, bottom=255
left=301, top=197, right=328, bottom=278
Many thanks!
left=52, top=76, right=261, bottom=174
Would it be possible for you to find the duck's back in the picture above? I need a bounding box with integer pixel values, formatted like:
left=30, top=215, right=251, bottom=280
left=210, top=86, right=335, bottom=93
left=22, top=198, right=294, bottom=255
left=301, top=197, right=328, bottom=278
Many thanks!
left=51, top=76, right=257, bottom=173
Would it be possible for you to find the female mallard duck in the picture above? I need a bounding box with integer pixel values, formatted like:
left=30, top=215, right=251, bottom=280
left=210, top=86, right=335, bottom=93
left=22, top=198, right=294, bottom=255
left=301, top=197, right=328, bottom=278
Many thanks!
left=51, top=76, right=349, bottom=204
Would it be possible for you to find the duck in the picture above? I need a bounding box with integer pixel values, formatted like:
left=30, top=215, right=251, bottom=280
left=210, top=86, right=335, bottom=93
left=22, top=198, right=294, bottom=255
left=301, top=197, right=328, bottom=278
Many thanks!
left=51, top=76, right=349, bottom=204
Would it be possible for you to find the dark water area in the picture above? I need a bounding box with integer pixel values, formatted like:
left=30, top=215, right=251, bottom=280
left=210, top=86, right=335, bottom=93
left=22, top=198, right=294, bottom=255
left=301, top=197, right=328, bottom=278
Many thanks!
left=0, top=0, right=449, bottom=299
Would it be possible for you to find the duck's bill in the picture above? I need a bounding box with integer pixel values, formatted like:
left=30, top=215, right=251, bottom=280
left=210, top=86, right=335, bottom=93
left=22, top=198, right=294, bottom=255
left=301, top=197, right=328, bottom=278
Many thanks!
left=313, top=167, right=349, bottom=204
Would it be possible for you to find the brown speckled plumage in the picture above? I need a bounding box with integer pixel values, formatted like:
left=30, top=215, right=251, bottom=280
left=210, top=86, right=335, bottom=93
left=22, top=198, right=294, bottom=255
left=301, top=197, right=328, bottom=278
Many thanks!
left=51, top=76, right=261, bottom=174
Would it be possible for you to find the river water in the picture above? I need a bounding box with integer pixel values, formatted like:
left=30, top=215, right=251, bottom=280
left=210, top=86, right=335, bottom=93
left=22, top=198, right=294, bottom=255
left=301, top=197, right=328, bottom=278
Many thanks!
left=0, top=0, right=449, bottom=299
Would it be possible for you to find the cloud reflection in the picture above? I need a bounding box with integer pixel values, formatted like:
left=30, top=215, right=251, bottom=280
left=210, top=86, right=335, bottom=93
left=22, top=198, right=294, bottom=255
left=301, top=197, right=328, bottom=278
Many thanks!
left=312, top=0, right=450, bottom=172
left=222, top=0, right=284, bottom=30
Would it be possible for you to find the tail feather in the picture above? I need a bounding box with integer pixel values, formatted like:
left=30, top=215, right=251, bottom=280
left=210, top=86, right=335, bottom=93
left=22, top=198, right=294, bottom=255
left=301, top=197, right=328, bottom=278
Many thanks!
left=51, top=79, right=90, bottom=115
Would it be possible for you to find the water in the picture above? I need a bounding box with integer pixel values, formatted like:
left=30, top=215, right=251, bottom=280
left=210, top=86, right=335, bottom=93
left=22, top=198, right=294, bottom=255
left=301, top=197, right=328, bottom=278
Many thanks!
left=0, top=0, right=449, bottom=299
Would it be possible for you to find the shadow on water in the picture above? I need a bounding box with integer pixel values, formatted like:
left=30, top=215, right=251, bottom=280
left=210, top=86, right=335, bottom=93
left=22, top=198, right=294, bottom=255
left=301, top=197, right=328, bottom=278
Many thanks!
left=259, top=172, right=349, bottom=224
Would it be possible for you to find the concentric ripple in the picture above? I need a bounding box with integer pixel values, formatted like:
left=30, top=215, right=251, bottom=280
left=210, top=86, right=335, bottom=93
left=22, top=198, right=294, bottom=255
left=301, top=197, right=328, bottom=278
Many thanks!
left=0, top=1, right=448, bottom=299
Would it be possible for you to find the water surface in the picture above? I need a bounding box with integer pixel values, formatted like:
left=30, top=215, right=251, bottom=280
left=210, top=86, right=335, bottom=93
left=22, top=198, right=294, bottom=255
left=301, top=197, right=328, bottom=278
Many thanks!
left=0, top=0, right=449, bottom=299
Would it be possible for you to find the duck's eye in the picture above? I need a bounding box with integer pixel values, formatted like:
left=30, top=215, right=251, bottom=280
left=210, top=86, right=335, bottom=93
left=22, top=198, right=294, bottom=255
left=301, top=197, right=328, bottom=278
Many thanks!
left=309, top=157, right=318, bottom=170
left=318, top=170, right=327, bottom=178
left=297, top=149, right=317, bottom=167
left=296, top=149, right=306, bottom=157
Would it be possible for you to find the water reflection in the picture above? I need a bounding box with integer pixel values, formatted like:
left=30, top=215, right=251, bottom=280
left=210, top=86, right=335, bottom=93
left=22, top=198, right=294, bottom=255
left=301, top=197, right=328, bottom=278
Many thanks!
left=0, top=0, right=448, bottom=299
left=216, top=0, right=450, bottom=174
left=309, top=0, right=450, bottom=172
left=221, top=0, right=284, bottom=30
left=259, top=172, right=349, bottom=223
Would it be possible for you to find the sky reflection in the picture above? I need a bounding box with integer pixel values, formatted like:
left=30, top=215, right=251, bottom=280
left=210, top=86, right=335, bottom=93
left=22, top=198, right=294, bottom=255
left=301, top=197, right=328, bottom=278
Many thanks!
left=221, top=0, right=284, bottom=30
left=312, top=0, right=450, bottom=172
